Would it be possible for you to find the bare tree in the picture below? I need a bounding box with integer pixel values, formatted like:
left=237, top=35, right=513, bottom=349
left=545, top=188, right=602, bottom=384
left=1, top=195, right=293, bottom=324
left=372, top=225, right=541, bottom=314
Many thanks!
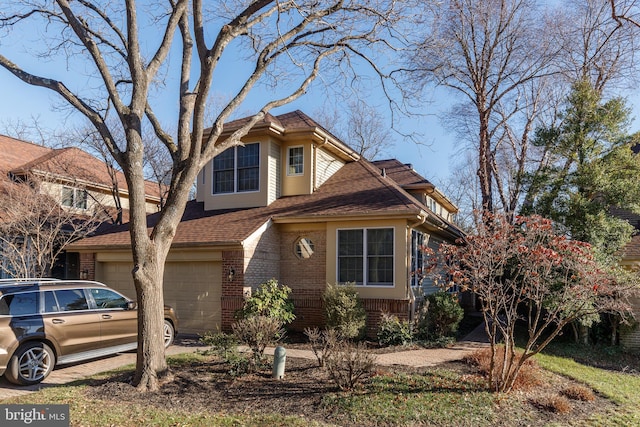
left=409, top=0, right=557, bottom=214
left=0, top=0, right=405, bottom=391
left=315, top=100, right=395, bottom=160
left=0, top=178, right=105, bottom=278
left=556, top=0, right=640, bottom=93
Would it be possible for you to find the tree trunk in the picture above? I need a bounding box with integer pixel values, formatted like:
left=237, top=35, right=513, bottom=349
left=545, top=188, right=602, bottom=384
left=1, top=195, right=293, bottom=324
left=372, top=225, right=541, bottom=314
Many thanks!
left=478, top=111, right=493, bottom=213
left=132, top=254, right=170, bottom=392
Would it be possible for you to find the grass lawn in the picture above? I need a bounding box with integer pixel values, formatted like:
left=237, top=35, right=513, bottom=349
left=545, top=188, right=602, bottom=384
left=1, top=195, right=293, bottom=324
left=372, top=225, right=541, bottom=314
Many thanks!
left=2, top=346, right=638, bottom=426
left=535, top=352, right=640, bottom=426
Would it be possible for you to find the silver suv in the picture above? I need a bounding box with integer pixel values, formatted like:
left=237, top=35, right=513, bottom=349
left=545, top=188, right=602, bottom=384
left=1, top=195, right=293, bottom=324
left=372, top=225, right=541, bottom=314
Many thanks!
left=0, top=279, right=178, bottom=385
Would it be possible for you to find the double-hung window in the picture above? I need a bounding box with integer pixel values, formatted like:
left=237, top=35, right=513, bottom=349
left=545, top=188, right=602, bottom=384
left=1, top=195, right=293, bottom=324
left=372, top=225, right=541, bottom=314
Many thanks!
left=338, top=228, right=394, bottom=286
left=287, top=146, right=304, bottom=175
left=62, top=186, right=87, bottom=209
left=213, top=143, right=259, bottom=194
left=411, top=230, right=427, bottom=288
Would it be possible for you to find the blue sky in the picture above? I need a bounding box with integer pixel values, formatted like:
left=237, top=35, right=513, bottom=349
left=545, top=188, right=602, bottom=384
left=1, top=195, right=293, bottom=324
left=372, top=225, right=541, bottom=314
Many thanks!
left=2, top=8, right=640, bottom=191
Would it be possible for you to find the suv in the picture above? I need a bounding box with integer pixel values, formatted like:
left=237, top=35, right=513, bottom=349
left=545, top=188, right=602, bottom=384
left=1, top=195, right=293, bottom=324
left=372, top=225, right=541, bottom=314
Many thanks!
left=0, top=279, right=178, bottom=385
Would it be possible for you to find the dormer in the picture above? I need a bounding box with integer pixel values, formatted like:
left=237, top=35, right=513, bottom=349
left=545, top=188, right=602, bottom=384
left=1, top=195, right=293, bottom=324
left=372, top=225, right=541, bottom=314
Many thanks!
left=197, top=111, right=360, bottom=211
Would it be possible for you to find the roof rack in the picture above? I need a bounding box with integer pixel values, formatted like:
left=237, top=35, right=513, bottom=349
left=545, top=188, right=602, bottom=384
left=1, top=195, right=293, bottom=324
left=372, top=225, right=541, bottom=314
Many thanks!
left=0, top=278, right=60, bottom=284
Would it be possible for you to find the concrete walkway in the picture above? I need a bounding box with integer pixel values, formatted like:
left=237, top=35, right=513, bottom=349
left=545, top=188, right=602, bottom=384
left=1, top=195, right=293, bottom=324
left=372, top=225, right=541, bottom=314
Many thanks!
left=0, top=324, right=489, bottom=401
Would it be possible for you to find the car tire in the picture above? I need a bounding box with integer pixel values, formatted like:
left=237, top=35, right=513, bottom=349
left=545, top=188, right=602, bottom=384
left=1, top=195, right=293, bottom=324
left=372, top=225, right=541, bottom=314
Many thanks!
left=163, top=319, right=175, bottom=348
left=5, top=342, right=55, bottom=385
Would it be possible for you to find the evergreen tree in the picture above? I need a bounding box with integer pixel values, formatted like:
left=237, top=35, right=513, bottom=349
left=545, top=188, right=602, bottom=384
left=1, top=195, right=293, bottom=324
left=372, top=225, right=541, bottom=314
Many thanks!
left=522, top=80, right=640, bottom=262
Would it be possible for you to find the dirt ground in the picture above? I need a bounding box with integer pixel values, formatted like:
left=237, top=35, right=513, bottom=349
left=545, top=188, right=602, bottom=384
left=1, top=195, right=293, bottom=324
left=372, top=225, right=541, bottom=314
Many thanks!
left=86, top=353, right=614, bottom=426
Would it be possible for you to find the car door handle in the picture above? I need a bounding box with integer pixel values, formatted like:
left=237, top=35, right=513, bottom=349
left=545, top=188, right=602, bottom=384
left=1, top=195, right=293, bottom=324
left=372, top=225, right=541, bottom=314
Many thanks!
left=102, top=314, right=112, bottom=319
left=52, top=319, right=65, bottom=324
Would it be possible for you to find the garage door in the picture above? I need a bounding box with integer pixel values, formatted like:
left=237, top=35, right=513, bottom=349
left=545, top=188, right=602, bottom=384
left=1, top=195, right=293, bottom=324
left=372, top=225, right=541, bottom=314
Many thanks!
left=97, top=261, right=222, bottom=335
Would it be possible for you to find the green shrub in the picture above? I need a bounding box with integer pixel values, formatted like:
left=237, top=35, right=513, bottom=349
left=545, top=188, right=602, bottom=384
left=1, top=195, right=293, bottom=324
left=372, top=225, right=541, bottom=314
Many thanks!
left=323, top=283, right=367, bottom=340
left=239, top=279, right=295, bottom=324
left=416, top=291, right=464, bottom=340
left=200, top=330, right=238, bottom=359
left=200, top=330, right=250, bottom=376
left=377, top=313, right=413, bottom=346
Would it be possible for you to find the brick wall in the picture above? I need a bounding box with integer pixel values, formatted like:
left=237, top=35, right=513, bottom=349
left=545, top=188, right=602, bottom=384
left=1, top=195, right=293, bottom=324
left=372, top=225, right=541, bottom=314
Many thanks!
left=221, top=249, right=245, bottom=332
left=79, top=253, right=96, bottom=280
left=244, top=224, right=281, bottom=287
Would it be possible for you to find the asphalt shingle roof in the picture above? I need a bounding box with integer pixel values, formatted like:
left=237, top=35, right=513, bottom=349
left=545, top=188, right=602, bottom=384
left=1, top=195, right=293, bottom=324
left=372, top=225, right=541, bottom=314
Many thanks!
left=71, top=159, right=430, bottom=249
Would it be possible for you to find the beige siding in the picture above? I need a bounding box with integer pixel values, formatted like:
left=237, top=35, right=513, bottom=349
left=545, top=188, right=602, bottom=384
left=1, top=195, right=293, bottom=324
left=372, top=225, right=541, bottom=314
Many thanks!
left=268, top=140, right=281, bottom=204
left=621, top=296, right=640, bottom=351
left=315, top=147, right=344, bottom=188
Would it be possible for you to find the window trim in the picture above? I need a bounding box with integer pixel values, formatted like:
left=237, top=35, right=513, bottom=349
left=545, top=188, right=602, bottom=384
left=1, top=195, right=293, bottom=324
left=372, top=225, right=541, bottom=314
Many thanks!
left=336, top=227, right=395, bottom=287
left=286, top=146, right=304, bottom=176
left=212, top=143, right=261, bottom=195
left=61, top=186, right=88, bottom=210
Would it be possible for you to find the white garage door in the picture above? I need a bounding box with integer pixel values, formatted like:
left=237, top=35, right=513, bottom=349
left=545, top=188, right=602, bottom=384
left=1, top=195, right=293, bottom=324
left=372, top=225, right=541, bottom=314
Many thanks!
left=98, top=261, right=222, bottom=335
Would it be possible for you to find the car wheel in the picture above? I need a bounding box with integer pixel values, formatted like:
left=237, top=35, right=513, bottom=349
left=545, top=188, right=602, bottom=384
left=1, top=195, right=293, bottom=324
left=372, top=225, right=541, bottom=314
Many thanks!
left=163, top=319, right=175, bottom=347
left=5, top=342, right=55, bottom=385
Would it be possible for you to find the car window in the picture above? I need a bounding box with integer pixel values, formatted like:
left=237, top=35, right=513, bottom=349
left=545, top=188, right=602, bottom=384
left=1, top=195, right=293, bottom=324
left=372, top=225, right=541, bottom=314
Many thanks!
left=90, top=288, right=128, bottom=309
left=43, top=291, right=59, bottom=313
left=55, top=289, right=89, bottom=311
left=0, top=292, right=39, bottom=316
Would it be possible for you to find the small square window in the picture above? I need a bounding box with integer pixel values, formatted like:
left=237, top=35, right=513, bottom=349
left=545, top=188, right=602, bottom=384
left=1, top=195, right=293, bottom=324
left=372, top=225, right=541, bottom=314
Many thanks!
left=287, top=146, right=304, bottom=175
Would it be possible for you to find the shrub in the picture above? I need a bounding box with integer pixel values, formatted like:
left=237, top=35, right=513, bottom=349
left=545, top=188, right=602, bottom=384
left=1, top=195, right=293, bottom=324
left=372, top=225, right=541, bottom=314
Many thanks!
left=200, top=330, right=238, bottom=359
left=232, top=315, right=283, bottom=366
left=377, top=313, right=413, bottom=347
left=561, top=385, right=596, bottom=402
left=324, top=341, right=376, bottom=390
left=305, top=327, right=339, bottom=367
left=465, top=346, right=543, bottom=391
left=200, top=330, right=250, bottom=376
left=416, top=291, right=464, bottom=340
left=531, top=395, right=573, bottom=414
left=238, top=279, right=295, bottom=325
left=323, top=283, right=367, bottom=340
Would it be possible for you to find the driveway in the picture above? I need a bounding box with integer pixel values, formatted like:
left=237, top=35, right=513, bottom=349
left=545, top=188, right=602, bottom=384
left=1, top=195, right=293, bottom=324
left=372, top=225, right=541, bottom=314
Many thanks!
left=0, top=338, right=209, bottom=401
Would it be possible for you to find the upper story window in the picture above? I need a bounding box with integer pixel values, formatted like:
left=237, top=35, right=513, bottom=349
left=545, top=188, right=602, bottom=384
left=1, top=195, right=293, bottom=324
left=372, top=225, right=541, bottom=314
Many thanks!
left=213, top=143, right=260, bottom=194
left=337, top=228, right=394, bottom=286
left=426, top=196, right=437, bottom=214
left=287, top=146, right=304, bottom=175
left=62, top=186, right=87, bottom=209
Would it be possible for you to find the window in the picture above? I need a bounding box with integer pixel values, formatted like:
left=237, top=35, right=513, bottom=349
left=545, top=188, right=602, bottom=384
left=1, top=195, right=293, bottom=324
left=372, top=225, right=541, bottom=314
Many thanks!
left=213, top=143, right=259, bottom=194
left=287, top=146, right=304, bottom=175
left=54, top=289, right=89, bottom=311
left=0, top=292, right=39, bottom=316
left=62, top=186, right=87, bottom=209
left=90, top=288, right=128, bottom=309
left=338, top=228, right=394, bottom=286
left=295, top=237, right=314, bottom=259
left=426, top=196, right=437, bottom=213
left=411, top=230, right=427, bottom=288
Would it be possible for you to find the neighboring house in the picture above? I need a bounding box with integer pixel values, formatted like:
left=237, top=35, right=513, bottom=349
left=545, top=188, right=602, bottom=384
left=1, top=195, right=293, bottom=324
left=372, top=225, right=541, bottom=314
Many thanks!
left=612, top=207, right=640, bottom=351
left=0, top=134, right=163, bottom=278
left=68, top=111, right=463, bottom=336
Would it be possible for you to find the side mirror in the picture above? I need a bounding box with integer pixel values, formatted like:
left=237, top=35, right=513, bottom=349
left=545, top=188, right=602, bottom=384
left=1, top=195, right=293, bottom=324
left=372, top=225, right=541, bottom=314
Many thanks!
left=127, top=301, right=138, bottom=310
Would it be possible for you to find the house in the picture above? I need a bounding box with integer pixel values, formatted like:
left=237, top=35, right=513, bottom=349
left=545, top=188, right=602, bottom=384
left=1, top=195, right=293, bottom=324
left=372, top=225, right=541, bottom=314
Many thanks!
left=0, top=134, right=163, bottom=278
left=612, top=207, right=640, bottom=351
left=68, top=111, right=463, bottom=336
